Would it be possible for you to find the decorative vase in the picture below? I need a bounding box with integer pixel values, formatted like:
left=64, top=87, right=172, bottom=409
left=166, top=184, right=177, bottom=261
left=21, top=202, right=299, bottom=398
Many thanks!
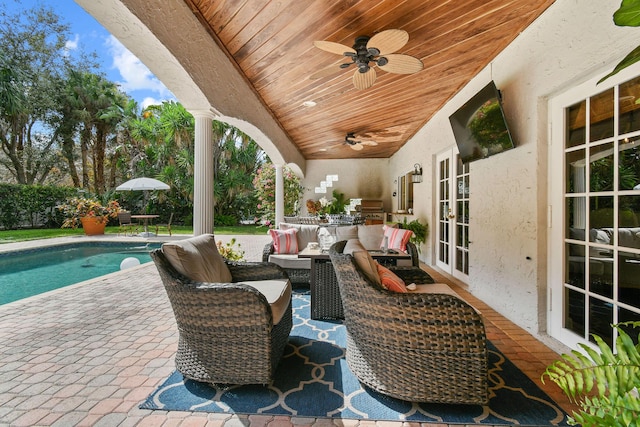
left=80, top=217, right=106, bottom=235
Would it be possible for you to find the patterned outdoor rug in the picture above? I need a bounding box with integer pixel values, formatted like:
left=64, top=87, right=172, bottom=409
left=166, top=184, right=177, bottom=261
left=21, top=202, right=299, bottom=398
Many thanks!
left=141, top=292, right=569, bottom=425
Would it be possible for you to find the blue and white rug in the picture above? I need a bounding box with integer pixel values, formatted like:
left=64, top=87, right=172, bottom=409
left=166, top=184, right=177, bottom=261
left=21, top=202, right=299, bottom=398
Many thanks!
left=141, top=292, right=569, bottom=425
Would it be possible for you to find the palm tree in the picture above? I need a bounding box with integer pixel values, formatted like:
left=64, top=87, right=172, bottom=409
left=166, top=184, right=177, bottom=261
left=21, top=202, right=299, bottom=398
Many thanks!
left=67, top=70, right=127, bottom=194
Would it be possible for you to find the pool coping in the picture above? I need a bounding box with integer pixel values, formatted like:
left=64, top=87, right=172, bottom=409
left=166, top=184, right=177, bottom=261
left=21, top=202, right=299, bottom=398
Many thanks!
left=0, top=239, right=164, bottom=259
left=0, top=234, right=190, bottom=255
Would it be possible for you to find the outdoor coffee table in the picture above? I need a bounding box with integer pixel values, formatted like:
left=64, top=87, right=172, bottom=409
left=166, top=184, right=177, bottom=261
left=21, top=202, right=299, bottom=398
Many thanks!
left=299, top=247, right=414, bottom=320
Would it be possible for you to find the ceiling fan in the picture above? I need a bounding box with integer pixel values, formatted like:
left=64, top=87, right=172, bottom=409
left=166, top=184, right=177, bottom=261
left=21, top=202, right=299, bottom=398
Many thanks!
left=345, top=132, right=379, bottom=151
left=311, top=29, right=423, bottom=90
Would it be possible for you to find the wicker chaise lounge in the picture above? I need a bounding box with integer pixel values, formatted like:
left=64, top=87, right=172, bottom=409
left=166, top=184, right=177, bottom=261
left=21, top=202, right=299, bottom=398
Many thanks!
left=329, top=240, right=489, bottom=404
left=151, top=234, right=292, bottom=385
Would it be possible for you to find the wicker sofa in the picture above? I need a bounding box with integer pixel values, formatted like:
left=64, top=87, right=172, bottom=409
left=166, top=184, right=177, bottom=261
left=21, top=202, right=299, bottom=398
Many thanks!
left=263, top=223, right=419, bottom=286
left=151, top=234, right=292, bottom=385
left=329, top=240, right=489, bottom=404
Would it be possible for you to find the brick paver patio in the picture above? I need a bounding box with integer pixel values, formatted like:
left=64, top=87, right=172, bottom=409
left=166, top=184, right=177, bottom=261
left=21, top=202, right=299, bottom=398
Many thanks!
left=0, top=235, right=574, bottom=426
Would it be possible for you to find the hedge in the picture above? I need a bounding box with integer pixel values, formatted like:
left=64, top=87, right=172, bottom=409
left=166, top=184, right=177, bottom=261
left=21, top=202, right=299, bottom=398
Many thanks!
left=0, top=184, right=79, bottom=230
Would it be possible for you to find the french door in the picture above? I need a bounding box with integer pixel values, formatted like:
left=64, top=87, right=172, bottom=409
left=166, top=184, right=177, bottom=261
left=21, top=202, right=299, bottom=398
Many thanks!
left=549, top=65, right=640, bottom=348
left=436, top=149, right=470, bottom=281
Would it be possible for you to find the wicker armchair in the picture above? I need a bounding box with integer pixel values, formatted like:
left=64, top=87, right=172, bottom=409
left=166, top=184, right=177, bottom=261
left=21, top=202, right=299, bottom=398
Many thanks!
left=329, top=240, right=488, bottom=404
left=151, top=236, right=292, bottom=386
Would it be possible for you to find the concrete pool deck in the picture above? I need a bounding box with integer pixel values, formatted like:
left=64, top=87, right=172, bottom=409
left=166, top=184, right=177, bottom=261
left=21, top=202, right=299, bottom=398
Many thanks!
left=0, top=234, right=574, bottom=426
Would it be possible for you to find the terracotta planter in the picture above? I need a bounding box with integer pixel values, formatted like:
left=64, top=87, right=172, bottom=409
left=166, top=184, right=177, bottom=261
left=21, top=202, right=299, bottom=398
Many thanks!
left=80, top=217, right=107, bottom=235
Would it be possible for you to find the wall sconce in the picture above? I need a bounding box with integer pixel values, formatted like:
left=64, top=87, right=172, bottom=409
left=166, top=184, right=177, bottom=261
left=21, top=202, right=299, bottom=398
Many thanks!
left=411, top=163, right=423, bottom=183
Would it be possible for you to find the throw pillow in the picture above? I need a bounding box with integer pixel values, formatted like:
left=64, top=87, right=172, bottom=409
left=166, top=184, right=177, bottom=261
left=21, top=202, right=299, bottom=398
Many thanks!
left=376, top=263, right=408, bottom=293
left=162, top=234, right=233, bottom=283
left=280, top=223, right=319, bottom=249
left=269, top=228, right=299, bottom=254
left=381, top=225, right=414, bottom=252
left=357, top=224, right=385, bottom=250
left=352, top=250, right=382, bottom=287
left=336, top=225, right=359, bottom=241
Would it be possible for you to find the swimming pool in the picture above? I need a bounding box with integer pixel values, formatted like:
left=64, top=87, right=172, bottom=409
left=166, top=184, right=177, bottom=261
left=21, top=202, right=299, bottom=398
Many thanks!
left=0, top=242, right=162, bottom=305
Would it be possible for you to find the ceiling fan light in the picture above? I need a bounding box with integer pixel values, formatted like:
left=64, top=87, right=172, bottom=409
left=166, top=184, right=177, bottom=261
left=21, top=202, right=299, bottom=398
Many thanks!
left=367, top=47, right=380, bottom=56
left=377, top=56, right=389, bottom=66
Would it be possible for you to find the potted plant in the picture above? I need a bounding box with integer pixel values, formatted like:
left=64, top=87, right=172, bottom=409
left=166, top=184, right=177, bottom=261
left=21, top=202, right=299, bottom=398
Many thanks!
left=400, top=217, right=429, bottom=251
left=57, top=196, right=122, bottom=235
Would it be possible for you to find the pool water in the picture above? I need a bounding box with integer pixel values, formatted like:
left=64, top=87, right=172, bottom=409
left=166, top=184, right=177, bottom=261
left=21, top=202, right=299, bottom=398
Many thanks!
left=0, top=242, right=161, bottom=305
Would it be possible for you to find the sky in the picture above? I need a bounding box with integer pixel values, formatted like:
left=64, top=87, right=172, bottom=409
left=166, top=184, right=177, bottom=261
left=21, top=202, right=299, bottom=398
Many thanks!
left=4, top=0, right=176, bottom=109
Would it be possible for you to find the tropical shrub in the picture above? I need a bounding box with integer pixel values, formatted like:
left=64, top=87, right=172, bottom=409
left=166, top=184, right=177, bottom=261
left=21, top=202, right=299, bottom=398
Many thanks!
left=542, top=322, right=640, bottom=426
left=216, top=238, right=245, bottom=261
left=214, top=214, right=237, bottom=226
left=0, top=184, right=77, bottom=229
left=253, top=163, right=303, bottom=225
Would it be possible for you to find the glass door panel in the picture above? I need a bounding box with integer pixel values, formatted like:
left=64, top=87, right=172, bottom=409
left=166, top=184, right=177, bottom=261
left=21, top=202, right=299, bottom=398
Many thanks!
left=436, top=151, right=452, bottom=271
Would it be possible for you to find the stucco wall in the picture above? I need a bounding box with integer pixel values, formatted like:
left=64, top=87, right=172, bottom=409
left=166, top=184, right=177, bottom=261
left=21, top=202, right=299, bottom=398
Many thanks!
left=301, top=159, right=390, bottom=215
left=390, top=0, right=637, bottom=337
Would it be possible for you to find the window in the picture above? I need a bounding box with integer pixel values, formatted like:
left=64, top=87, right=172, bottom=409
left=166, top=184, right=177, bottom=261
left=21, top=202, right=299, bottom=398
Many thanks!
left=550, top=68, right=640, bottom=348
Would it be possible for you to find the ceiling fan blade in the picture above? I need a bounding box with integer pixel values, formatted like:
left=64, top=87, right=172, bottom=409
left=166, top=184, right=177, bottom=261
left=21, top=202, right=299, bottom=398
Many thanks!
left=349, top=142, right=364, bottom=151
left=378, top=54, right=424, bottom=74
left=367, top=29, right=409, bottom=55
left=352, top=68, right=376, bottom=90
left=313, top=40, right=356, bottom=56
left=309, top=62, right=351, bottom=80
left=361, top=140, right=378, bottom=146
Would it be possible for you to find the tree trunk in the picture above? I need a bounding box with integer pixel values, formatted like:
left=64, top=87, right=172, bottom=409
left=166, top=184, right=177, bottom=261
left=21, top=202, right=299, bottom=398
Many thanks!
left=62, top=134, right=80, bottom=187
left=80, top=126, right=91, bottom=189
left=94, top=126, right=106, bottom=194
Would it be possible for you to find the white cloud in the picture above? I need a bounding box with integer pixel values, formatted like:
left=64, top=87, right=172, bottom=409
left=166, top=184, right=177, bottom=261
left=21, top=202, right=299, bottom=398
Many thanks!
left=141, top=96, right=163, bottom=110
left=63, top=34, right=80, bottom=57
left=105, top=35, right=174, bottom=100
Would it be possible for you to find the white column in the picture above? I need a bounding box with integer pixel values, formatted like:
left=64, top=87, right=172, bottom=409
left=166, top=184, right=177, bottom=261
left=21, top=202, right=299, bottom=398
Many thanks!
left=274, top=164, right=284, bottom=227
left=192, top=110, right=216, bottom=235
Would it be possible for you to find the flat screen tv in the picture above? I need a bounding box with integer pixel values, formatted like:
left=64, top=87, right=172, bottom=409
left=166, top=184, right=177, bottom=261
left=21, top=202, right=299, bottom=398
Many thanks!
left=449, top=81, right=515, bottom=163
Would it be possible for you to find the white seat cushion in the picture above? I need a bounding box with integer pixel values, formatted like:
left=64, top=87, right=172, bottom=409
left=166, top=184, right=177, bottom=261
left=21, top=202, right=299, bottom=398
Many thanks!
left=242, top=279, right=291, bottom=324
left=410, top=283, right=460, bottom=297
left=410, top=283, right=480, bottom=314
left=268, top=254, right=311, bottom=270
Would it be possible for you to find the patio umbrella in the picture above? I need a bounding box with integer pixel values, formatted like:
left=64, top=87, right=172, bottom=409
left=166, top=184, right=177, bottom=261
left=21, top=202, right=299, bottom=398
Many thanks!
left=116, top=177, right=170, bottom=215
left=116, top=177, right=170, bottom=237
left=115, top=177, right=170, bottom=191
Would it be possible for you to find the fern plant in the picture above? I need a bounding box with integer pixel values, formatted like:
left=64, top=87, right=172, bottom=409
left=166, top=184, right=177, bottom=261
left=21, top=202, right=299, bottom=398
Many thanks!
left=400, top=217, right=428, bottom=251
left=542, top=322, right=640, bottom=426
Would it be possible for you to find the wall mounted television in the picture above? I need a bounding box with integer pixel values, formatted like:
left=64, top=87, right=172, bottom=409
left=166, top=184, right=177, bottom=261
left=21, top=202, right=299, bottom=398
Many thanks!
left=449, top=81, right=516, bottom=164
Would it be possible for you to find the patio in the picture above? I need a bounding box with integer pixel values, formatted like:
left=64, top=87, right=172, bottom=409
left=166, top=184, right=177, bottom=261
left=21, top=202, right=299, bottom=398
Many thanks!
left=0, top=235, right=574, bottom=426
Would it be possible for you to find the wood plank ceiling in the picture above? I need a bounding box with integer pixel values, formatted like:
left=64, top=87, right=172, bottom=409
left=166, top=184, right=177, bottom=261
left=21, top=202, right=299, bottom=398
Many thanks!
left=183, top=0, right=555, bottom=159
